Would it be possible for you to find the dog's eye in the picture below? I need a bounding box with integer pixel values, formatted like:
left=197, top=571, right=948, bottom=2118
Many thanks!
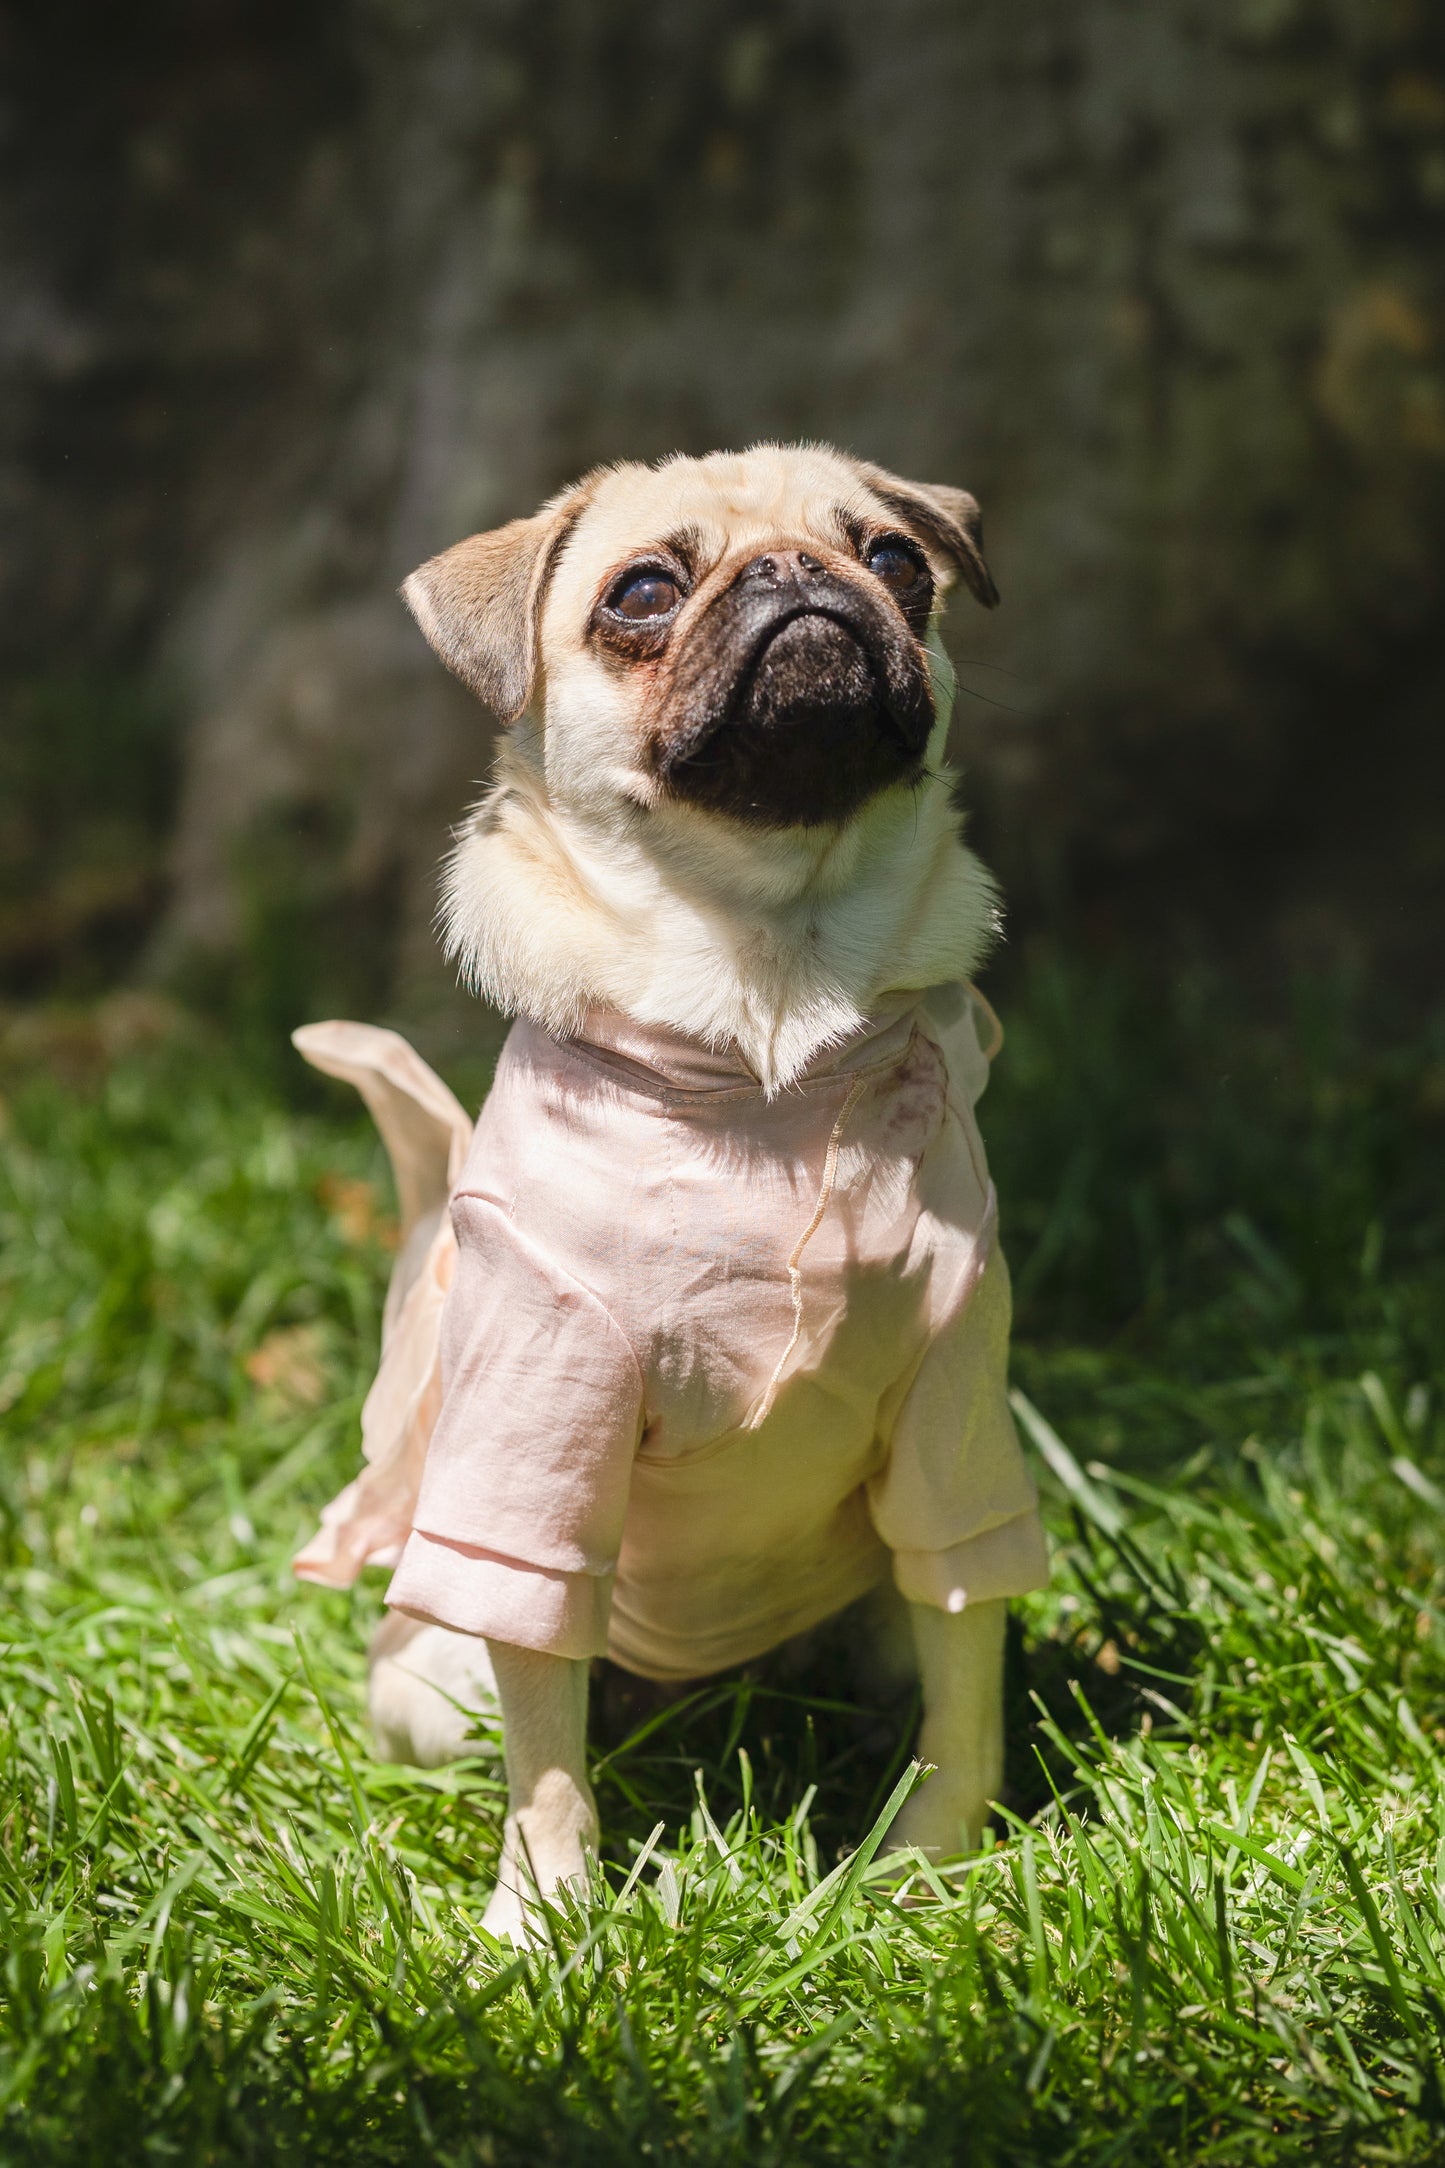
left=609, top=571, right=681, bottom=620
left=865, top=540, right=929, bottom=597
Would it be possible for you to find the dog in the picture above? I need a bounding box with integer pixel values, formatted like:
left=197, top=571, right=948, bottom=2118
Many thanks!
left=292, top=443, right=1048, bottom=1943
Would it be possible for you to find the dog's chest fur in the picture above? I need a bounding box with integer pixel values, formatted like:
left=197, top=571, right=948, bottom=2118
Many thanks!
left=440, top=707, right=999, bottom=1097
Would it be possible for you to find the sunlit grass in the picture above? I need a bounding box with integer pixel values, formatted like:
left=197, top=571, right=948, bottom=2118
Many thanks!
left=2, top=963, right=1444, bottom=2162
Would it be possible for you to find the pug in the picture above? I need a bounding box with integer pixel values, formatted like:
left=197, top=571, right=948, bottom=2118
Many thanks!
left=292, top=443, right=1048, bottom=1943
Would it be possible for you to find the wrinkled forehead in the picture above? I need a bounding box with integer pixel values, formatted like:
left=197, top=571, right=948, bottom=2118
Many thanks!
left=548, top=446, right=878, bottom=619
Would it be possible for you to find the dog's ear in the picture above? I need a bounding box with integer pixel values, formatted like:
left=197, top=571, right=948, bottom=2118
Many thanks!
left=854, top=464, right=999, bottom=610
left=402, top=486, right=590, bottom=720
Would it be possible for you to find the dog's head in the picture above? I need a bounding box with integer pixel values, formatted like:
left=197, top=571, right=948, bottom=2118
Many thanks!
left=403, top=443, right=997, bottom=832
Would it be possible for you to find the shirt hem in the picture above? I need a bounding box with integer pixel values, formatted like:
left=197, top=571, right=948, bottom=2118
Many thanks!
left=891, top=1508, right=1050, bottom=1612
left=385, top=1529, right=614, bottom=1660
left=603, top=1552, right=890, bottom=1682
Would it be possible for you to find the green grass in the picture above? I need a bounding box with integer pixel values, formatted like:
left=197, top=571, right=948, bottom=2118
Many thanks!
left=2, top=961, right=1445, bottom=2164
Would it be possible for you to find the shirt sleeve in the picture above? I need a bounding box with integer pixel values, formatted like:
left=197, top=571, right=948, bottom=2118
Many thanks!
left=866, top=1246, right=1048, bottom=1613
left=384, top=1192, right=645, bottom=1659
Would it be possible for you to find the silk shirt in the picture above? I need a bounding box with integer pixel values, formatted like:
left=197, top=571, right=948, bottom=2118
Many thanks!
left=294, top=987, right=1048, bottom=1679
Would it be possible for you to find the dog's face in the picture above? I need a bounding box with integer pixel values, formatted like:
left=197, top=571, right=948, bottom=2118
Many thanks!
left=404, top=444, right=997, bottom=832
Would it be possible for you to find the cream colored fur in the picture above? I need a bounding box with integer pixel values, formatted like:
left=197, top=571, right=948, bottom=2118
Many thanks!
left=387, top=444, right=1014, bottom=1940
left=426, top=444, right=1002, bottom=1094
left=441, top=637, right=996, bottom=1095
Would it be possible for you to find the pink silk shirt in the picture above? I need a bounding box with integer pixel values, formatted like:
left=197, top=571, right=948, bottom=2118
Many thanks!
left=293, top=986, right=1048, bottom=1680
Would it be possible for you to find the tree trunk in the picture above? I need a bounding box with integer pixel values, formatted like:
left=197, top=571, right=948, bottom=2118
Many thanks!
left=4, top=0, right=1443, bottom=1029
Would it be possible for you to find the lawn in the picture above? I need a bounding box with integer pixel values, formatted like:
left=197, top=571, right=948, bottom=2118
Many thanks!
left=2, top=960, right=1444, bottom=2164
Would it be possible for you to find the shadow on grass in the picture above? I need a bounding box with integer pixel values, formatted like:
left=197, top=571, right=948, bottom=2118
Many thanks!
left=588, top=1624, right=922, bottom=1871
left=1010, top=1515, right=1208, bottom=1820
left=587, top=1515, right=1207, bottom=1866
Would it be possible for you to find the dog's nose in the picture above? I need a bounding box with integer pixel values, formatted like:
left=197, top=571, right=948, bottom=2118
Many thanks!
left=738, top=549, right=826, bottom=587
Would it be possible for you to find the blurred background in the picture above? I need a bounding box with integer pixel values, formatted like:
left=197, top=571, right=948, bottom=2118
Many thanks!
left=2, top=0, right=1442, bottom=1059
left=6, top=12, right=1445, bottom=2139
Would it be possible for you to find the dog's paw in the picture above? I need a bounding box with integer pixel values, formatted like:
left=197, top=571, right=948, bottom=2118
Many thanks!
left=480, top=1877, right=535, bottom=1948
left=478, top=1865, right=586, bottom=1951
left=480, top=1794, right=596, bottom=1952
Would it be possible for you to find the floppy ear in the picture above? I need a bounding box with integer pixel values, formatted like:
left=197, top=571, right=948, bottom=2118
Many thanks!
left=854, top=464, right=1000, bottom=610
left=401, top=486, right=588, bottom=721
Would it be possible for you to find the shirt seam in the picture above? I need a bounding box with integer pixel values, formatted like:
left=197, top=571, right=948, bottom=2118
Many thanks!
left=447, top=1191, right=650, bottom=1425
left=890, top=1502, right=1042, bottom=1563
left=554, top=1026, right=922, bottom=1107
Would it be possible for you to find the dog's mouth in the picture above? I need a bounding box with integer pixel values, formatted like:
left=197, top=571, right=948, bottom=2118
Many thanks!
left=737, top=607, right=925, bottom=751
left=652, top=578, right=934, bottom=829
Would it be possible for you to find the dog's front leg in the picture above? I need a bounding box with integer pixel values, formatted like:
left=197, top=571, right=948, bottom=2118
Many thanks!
left=482, top=1640, right=597, bottom=1944
left=887, top=1597, right=1005, bottom=1861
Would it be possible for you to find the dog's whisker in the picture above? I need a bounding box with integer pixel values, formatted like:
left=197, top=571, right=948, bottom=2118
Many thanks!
left=952, top=679, right=1034, bottom=718
left=948, top=654, right=1040, bottom=687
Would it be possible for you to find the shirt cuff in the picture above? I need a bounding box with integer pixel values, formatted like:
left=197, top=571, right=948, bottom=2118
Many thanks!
left=385, top=1528, right=614, bottom=1658
left=891, top=1508, right=1050, bottom=1613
